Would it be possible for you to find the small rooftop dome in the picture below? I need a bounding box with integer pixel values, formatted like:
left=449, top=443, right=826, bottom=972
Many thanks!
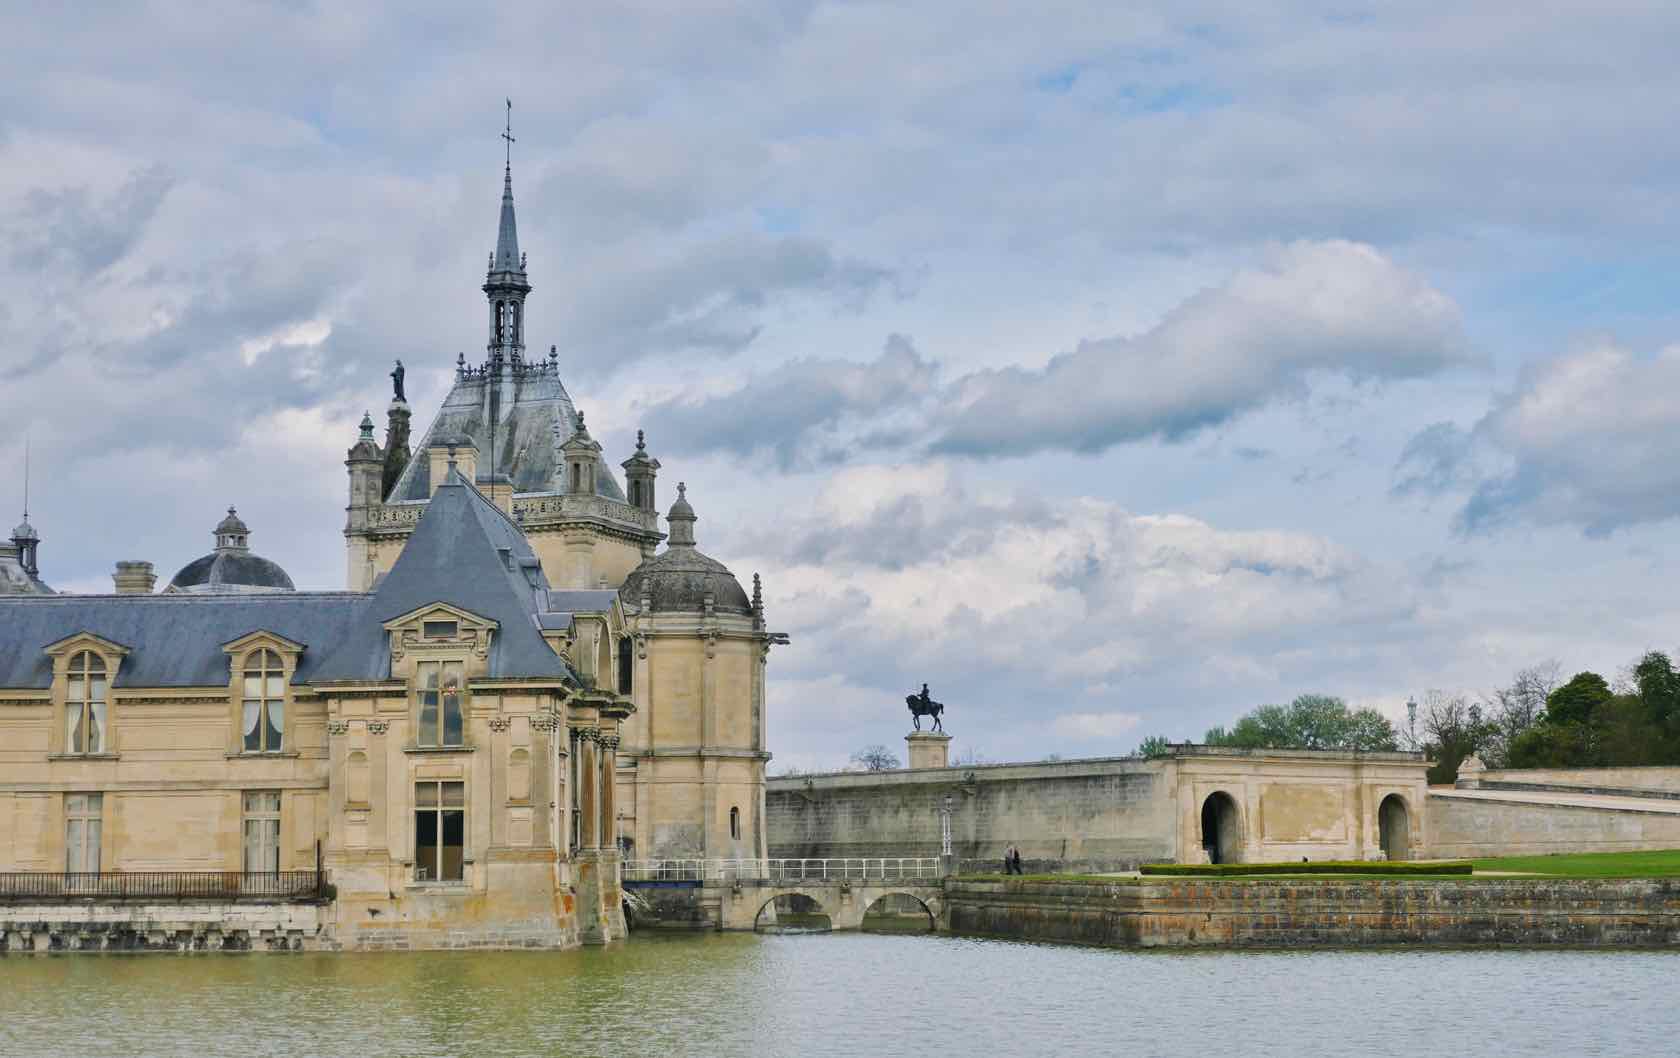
left=618, top=483, right=750, bottom=615
left=167, top=506, right=295, bottom=595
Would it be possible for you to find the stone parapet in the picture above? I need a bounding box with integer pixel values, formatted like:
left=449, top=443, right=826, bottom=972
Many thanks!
left=944, top=877, right=1680, bottom=948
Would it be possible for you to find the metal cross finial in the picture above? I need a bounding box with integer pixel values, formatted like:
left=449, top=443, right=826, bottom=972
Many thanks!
left=502, top=98, right=515, bottom=171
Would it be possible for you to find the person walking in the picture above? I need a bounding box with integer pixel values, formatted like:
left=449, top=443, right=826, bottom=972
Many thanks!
left=1002, top=845, right=1016, bottom=874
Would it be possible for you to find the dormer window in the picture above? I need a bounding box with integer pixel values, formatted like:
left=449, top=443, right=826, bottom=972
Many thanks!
left=65, top=651, right=107, bottom=755
left=242, top=649, right=285, bottom=753
left=417, top=660, right=465, bottom=747
left=423, top=620, right=458, bottom=639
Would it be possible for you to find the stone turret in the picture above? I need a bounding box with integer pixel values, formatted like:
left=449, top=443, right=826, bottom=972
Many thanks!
left=561, top=411, right=603, bottom=497
left=382, top=399, right=411, bottom=500
left=621, top=430, right=661, bottom=515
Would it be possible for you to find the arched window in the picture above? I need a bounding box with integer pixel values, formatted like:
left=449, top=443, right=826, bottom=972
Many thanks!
left=495, top=301, right=506, bottom=343
left=242, top=649, right=285, bottom=753
left=509, top=303, right=520, bottom=343
left=617, top=636, right=633, bottom=695
left=65, top=652, right=107, bottom=755
left=729, top=806, right=741, bottom=841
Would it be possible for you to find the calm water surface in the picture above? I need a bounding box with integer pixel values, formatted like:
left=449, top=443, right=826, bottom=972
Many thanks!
left=0, top=934, right=1673, bottom=1058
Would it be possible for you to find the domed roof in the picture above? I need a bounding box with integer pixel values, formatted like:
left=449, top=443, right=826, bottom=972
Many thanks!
left=618, top=483, right=750, bottom=615
left=11, top=517, right=38, bottom=542
left=619, top=547, right=752, bottom=615
left=167, top=506, right=295, bottom=595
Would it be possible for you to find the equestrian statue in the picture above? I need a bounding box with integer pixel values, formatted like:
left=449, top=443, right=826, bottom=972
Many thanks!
left=906, top=683, right=945, bottom=733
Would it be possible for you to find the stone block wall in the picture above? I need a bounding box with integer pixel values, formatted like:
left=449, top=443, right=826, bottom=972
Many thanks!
left=1427, top=790, right=1680, bottom=858
left=767, top=757, right=1175, bottom=873
left=0, top=903, right=327, bottom=953
left=944, top=876, right=1680, bottom=948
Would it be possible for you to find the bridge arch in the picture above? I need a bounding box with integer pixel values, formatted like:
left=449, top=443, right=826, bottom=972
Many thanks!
left=861, top=891, right=936, bottom=932
left=753, top=891, right=832, bottom=932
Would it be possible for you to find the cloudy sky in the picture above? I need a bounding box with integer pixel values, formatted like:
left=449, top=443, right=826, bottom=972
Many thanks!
left=5, top=2, right=1680, bottom=770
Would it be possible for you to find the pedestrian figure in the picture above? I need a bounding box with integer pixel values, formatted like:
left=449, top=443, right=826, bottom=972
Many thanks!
left=1012, top=847, right=1024, bottom=875
left=1002, top=845, right=1015, bottom=874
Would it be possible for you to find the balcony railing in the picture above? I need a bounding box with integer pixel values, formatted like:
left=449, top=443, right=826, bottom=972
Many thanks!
left=622, top=858, right=944, bottom=885
left=0, top=870, right=325, bottom=904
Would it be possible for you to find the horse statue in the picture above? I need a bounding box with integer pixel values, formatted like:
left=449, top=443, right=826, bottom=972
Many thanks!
left=906, top=683, right=945, bottom=733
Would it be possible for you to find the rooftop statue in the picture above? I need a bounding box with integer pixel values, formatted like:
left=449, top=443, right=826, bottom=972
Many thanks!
left=391, top=359, right=406, bottom=403
left=907, top=683, right=945, bottom=733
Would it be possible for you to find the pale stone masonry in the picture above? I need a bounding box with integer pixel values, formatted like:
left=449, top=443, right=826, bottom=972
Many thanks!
left=769, top=746, right=1432, bottom=871
left=0, top=155, right=780, bottom=951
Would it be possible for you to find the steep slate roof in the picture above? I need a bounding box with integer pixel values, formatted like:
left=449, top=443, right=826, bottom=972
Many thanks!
left=312, top=467, right=577, bottom=684
left=385, top=369, right=627, bottom=504
left=0, top=593, right=368, bottom=689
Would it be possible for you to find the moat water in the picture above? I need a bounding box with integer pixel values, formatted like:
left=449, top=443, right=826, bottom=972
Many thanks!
left=1, top=934, right=1674, bottom=1057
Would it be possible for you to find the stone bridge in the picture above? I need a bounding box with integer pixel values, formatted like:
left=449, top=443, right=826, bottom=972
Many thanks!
left=622, top=859, right=945, bottom=932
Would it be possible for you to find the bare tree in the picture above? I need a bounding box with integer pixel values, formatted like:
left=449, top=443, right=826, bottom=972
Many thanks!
left=1480, top=661, right=1560, bottom=766
left=849, top=745, right=901, bottom=772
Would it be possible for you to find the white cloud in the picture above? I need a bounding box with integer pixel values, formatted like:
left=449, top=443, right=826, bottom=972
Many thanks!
left=1051, top=711, right=1143, bottom=740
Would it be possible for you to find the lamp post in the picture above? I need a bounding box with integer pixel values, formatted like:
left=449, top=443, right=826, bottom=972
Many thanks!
left=939, top=794, right=954, bottom=876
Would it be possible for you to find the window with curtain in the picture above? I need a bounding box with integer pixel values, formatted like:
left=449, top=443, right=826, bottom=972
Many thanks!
left=242, top=791, right=281, bottom=873
left=416, top=660, right=465, bottom=747
left=65, top=793, right=102, bottom=872
left=415, top=781, right=465, bottom=882
left=242, top=649, right=285, bottom=753
left=65, top=651, right=107, bottom=755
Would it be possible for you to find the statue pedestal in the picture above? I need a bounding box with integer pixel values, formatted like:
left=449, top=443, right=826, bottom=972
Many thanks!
left=905, top=731, right=952, bottom=770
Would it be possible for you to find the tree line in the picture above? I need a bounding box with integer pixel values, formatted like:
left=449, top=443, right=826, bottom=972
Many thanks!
left=1134, top=651, right=1680, bottom=784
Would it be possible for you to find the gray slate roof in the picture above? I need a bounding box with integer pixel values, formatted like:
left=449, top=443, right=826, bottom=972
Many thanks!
left=385, top=369, right=627, bottom=504
left=167, top=550, right=296, bottom=593
left=311, top=467, right=577, bottom=684
left=0, top=470, right=583, bottom=691
left=546, top=589, right=620, bottom=614
left=0, top=593, right=367, bottom=689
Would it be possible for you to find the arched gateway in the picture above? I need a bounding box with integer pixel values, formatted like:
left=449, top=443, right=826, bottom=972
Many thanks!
left=1378, top=794, right=1411, bottom=861
left=1200, top=792, right=1241, bottom=864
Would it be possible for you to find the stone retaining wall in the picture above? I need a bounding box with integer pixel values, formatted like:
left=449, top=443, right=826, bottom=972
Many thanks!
left=943, top=877, right=1680, bottom=948
left=0, top=903, right=327, bottom=952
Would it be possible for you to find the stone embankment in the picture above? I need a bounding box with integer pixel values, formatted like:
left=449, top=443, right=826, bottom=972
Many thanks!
left=0, top=904, right=327, bottom=952
left=943, top=877, right=1680, bottom=948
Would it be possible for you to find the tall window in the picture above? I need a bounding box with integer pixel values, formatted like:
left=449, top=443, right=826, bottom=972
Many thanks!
left=242, top=649, right=285, bottom=753
left=617, top=637, right=633, bottom=695
left=416, top=661, right=465, bottom=747
left=243, top=791, right=281, bottom=873
left=730, top=805, right=740, bottom=841
left=65, top=652, right=107, bottom=755
left=65, top=793, right=102, bottom=873
left=415, top=781, right=465, bottom=882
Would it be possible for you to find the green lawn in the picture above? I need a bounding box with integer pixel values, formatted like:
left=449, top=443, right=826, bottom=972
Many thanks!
left=1468, top=849, right=1680, bottom=878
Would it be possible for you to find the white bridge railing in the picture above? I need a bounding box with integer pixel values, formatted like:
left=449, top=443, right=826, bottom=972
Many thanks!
left=622, top=858, right=942, bottom=884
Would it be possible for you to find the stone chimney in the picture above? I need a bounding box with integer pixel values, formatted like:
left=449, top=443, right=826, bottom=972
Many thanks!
left=478, top=472, right=514, bottom=515
left=112, top=561, right=157, bottom=595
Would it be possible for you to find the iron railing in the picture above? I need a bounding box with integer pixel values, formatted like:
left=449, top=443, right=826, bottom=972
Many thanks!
left=0, top=870, right=325, bottom=903
left=622, top=858, right=943, bottom=884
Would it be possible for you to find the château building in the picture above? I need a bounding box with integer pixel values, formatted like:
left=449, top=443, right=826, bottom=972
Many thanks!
left=0, top=152, right=779, bottom=951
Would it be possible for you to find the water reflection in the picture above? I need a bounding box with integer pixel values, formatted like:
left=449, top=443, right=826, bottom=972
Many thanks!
left=0, top=935, right=1674, bottom=1058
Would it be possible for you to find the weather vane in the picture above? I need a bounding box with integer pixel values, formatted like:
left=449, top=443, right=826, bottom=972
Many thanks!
left=502, top=98, right=515, bottom=171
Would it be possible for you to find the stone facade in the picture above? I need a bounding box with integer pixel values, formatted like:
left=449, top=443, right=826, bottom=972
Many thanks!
left=768, top=746, right=1432, bottom=872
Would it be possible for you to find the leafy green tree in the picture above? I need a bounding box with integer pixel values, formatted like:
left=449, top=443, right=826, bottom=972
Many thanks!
left=1545, top=672, right=1613, bottom=727
left=1205, top=695, right=1398, bottom=752
left=1135, top=735, right=1172, bottom=759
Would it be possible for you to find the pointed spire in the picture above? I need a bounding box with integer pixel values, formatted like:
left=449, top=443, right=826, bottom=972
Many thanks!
left=752, top=572, right=764, bottom=629
left=491, top=100, right=523, bottom=276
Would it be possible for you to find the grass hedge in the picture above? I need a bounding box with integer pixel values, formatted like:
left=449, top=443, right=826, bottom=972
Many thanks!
left=1140, top=860, right=1473, bottom=877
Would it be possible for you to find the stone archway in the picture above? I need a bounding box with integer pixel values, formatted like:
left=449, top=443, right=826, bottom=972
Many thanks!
left=754, top=892, right=832, bottom=932
left=1378, top=794, right=1411, bottom=862
left=1200, top=791, right=1242, bottom=864
left=860, top=892, right=936, bottom=932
